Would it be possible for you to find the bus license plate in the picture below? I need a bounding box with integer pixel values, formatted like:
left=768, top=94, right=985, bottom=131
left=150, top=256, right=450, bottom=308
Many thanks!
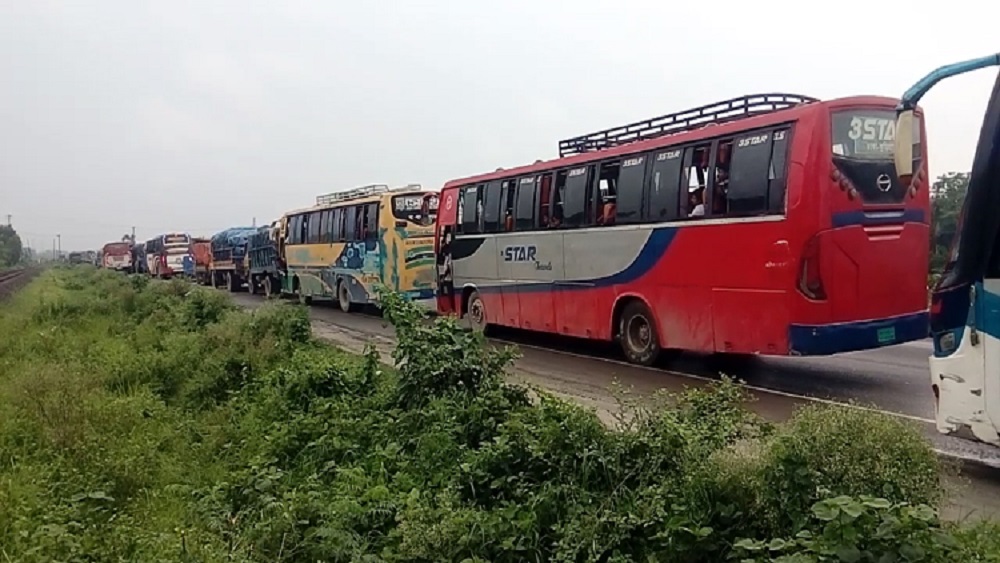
left=877, top=327, right=896, bottom=344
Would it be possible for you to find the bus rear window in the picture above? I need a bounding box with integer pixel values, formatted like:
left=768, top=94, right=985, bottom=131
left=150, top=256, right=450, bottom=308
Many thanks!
left=831, top=109, right=908, bottom=161
left=392, top=193, right=438, bottom=226
left=104, top=243, right=131, bottom=255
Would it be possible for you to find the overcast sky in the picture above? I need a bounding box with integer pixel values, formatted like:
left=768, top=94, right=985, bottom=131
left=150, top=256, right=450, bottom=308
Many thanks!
left=2, top=0, right=999, bottom=251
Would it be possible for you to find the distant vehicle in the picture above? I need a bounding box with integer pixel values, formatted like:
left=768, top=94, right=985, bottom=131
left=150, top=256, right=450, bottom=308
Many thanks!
left=188, top=237, right=211, bottom=284
left=131, top=243, right=147, bottom=274
left=279, top=183, right=438, bottom=310
left=67, top=251, right=86, bottom=264
left=435, top=92, right=931, bottom=365
left=144, top=233, right=192, bottom=279
left=209, top=226, right=257, bottom=292
left=101, top=241, right=133, bottom=272
left=247, top=222, right=283, bottom=297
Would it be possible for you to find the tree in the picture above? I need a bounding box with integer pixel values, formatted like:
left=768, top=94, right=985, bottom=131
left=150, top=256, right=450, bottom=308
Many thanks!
left=0, top=225, right=23, bottom=267
left=930, top=172, right=969, bottom=274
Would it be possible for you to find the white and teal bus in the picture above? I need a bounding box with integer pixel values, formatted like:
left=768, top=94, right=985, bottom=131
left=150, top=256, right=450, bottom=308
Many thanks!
left=896, top=53, right=1000, bottom=446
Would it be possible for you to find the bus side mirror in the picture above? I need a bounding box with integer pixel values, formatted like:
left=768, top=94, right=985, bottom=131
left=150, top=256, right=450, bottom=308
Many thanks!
left=894, top=109, right=915, bottom=182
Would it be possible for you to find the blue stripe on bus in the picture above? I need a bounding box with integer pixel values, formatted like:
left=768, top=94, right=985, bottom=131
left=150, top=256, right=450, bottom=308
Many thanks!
left=831, top=209, right=926, bottom=228
left=476, top=227, right=678, bottom=294
left=788, top=311, right=929, bottom=356
left=975, top=282, right=1000, bottom=340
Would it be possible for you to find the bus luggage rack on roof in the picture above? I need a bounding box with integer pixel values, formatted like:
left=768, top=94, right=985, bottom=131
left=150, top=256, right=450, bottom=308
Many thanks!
left=316, top=184, right=389, bottom=205
left=557, top=93, right=819, bottom=157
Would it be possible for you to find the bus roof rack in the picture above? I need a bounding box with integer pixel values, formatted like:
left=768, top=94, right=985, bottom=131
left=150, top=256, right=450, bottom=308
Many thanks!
left=316, top=184, right=389, bottom=205
left=557, top=93, right=819, bottom=158
left=389, top=183, right=424, bottom=192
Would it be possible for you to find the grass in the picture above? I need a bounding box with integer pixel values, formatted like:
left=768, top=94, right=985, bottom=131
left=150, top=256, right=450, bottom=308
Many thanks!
left=0, top=265, right=997, bottom=562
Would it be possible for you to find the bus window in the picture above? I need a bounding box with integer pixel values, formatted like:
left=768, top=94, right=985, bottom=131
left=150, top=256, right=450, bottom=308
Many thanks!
left=353, top=206, right=365, bottom=240
left=364, top=203, right=378, bottom=240
left=712, top=141, right=733, bottom=215
left=562, top=166, right=592, bottom=228
left=319, top=210, right=331, bottom=243
left=597, top=161, right=620, bottom=225
left=459, top=186, right=480, bottom=234
left=768, top=128, right=791, bottom=214
left=308, top=211, right=322, bottom=244
left=331, top=208, right=344, bottom=242
left=538, top=173, right=553, bottom=227
left=616, top=155, right=646, bottom=224
left=344, top=205, right=357, bottom=241
left=501, top=180, right=516, bottom=231
left=727, top=132, right=772, bottom=215
left=684, top=144, right=711, bottom=218
left=515, top=176, right=537, bottom=231
left=646, top=149, right=682, bottom=221
left=482, top=181, right=503, bottom=233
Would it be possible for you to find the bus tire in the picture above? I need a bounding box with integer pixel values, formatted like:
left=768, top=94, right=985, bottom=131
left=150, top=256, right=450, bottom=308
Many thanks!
left=248, top=275, right=257, bottom=295
left=338, top=280, right=358, bottom=313
left=226, top=273, right=238, bottom=293
left=466, top=290, right=488, bottom=332
left=618, top=300, right=661, bottom=366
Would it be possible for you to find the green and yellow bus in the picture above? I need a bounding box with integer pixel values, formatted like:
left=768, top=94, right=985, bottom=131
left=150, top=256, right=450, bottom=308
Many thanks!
left=279, top=184, right=438, bottom=311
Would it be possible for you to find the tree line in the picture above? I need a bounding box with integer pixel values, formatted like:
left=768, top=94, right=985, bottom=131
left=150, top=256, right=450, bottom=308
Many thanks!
left=930, top=172, right=968, bottom=277
left=0, top=225, right=22, bottom=267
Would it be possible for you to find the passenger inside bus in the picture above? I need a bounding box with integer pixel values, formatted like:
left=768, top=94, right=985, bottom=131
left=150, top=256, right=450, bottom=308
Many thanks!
left=689, top=187, right=705, bottom=217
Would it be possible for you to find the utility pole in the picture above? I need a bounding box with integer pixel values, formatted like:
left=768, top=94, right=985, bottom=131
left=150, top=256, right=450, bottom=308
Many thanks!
left=52, top=238, right=55, bottom=261
left=252, top=216, right=256, bottom=227
left=56, top=234, right=61, bottom=257
left=131, top=226, right=136, bottom=244
left=4, top=214, right=10, bottom=227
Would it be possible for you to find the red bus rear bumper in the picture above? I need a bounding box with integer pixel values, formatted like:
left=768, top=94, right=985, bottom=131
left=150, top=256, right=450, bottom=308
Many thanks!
left=787, top=310, right=928, bottom=356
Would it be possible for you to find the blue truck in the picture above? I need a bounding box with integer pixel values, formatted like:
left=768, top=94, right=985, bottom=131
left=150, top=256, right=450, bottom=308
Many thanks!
left=246, top=222, right=284, bottom=297
left=208, top=226, right=257, bottom=292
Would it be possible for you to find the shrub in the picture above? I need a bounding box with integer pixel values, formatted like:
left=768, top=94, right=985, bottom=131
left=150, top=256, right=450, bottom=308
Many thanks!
left=1, top=267, right=998, bottom=562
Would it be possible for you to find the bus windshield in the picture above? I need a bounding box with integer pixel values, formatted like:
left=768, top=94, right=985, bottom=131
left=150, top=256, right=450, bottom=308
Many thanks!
left=103, top=242, right=131, bottom=255
left=392, top=193, right=439, bottom=226
left=831, top=109, right=898, bottom=161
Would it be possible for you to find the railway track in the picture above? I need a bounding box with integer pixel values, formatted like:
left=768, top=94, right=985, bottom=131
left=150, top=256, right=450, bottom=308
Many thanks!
left=0, top=267, right=39, bottom=298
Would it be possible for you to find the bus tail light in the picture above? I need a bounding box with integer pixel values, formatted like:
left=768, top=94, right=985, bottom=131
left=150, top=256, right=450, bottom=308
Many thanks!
left=798, top=235, right=827, bottom=300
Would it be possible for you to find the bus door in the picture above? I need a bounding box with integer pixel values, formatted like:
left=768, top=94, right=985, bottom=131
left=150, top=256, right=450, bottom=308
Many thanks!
left=500, top=176, right=557, bottom=331
left=927, top=68, right=1000, bottom=444
left=435, top=189, right=461, bottom=314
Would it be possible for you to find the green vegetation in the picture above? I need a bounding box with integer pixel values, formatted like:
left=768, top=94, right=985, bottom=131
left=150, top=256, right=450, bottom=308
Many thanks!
left=0, top=267, right=998, bottom=561
left=0, top=224, right=23, bottom=267
left=930, top=171, right=969, bottom=280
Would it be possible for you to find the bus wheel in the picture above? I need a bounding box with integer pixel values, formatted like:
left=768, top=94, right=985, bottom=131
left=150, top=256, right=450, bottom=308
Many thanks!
left=466, top=290, right=488, bottom=332
left=619, top=301, right=661, bottom=366
left=338, top=280, right=358, bottom=313
left=248, top=275, right=257, bottom=295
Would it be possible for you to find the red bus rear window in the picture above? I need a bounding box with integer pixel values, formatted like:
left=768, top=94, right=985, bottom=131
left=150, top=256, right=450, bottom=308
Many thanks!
left=831, top=110, right=900, bottom=161
left=103, top=243, right=130, bottom=255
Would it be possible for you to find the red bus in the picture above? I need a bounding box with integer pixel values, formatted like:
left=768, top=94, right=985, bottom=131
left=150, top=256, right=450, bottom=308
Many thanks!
left=101, top=241, right=133, bottom=272
left=434, top=93, right=930, bottom=365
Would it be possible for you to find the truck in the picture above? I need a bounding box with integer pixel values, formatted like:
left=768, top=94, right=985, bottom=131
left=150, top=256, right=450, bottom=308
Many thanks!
left=208, top=227, right=257, bottom=292
left=188, top=237, right=212, bottom=284
left=246, top=222, right=284, bottom=298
